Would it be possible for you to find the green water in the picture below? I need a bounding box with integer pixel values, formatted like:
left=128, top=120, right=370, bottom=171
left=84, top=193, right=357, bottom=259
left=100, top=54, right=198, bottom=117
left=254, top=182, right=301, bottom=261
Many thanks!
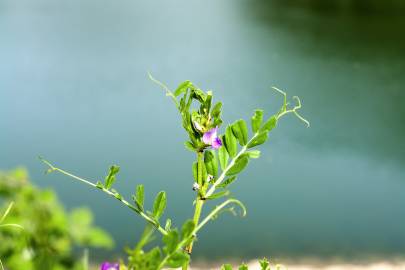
left=1, top=0, right=405, bottom=261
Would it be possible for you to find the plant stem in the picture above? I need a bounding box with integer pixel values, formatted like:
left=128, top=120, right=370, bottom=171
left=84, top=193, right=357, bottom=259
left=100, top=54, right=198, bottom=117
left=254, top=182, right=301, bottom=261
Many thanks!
left=158, top=198, right=245, bottom=270
left=186, top=151, right=205, bottom=254
left=39, top=157, right=168, bottom=236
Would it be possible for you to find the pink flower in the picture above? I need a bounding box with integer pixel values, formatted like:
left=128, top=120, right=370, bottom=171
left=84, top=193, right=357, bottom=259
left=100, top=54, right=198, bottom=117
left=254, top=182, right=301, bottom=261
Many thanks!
left=202, top=127, right=222, bottom=149
left=101, top=262, right=119, bottom=270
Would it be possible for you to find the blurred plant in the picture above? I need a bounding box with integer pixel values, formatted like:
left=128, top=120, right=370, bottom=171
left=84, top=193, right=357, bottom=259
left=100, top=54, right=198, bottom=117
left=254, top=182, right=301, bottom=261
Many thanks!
left=0, top=202, right=23, bottom=270
left=41, top=75, right=309, bottom=269
left=0, top=168, right=114, bottom=270
left=221, top=258, right=286, bottom=270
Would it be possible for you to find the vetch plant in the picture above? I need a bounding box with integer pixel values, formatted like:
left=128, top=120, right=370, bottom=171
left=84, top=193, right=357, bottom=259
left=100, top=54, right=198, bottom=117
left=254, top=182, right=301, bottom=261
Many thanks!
left=40, top=75, right=309, bottom=270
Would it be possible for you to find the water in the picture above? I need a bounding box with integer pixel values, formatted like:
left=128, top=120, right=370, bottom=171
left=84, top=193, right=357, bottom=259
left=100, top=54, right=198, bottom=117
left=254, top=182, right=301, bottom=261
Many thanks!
left=1, top=0, right=405, bottom=261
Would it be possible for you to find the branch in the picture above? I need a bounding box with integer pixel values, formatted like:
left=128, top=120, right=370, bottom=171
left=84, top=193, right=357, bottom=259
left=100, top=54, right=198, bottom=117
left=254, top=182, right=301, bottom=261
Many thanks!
left=39, top=157, right=168, bottom=236
left=148, top=72, right=179, bottom=108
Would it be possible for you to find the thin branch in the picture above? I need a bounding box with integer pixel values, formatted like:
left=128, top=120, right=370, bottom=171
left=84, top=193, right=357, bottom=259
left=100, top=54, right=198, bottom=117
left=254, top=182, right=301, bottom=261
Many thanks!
left=148, top=72, right=179, bottom=108
left=0, top=202, right=14, bottom=224
left=39, top=157, right=168, bottom=236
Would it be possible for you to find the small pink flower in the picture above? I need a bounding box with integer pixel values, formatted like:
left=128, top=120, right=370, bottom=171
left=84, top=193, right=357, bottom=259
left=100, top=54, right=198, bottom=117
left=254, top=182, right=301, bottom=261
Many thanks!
left=101, top=262, right=119, bottom=270
left=202, top=127, right=222, bottom=149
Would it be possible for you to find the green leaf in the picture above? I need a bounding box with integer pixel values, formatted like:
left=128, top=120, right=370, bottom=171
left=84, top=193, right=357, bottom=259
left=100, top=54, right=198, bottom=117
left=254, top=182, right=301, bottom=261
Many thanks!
left=166, top=252, right=190, bottom=268
left=217, top=176, right=237, bottom=188
left=96, top=181, right=104, bottom=189
left=247, top=132, right=268, bottom=148
left=174, top=80, right=191, bottom=97
left=211, top=102, right=222, bottom=118
left=246, top=150, right=261, bottom=159
left=192, top=88, right=206, bottom=103
left=251, top=109, right=264, bottom=133
left=104, top=165, right=120, bottom=189
left=239, top=263, right=249, bottom=270
left=87, top=228, right=114, bottom=249
left=221, top=264, right=233, bottom=270
left=165, top=219, right=172, bottom=231
left=134, top=184, right=144, bottom=211
left=231, top=119, right=248, bottom=146
left=226, top=155, right=249, bottom=176
left=204, top=91, right=213, bottom=112
left=181, top=219, right=195, bottom=240
left=204, top=150, right=218, bottom=177
left=260, top=116, right=277, bottom=133
left=206, top=190, right=230, bottom=200
left=163, top=229, right=179, bottom=254
left=218, top=144, right=229, bottom=170
left=224, top=125, right=238, bottom=158
left=259, top=258, right=270, bottom=270
left=184, top=141, right=196, bottom=152
left=152, top=191, right=166, bottom=220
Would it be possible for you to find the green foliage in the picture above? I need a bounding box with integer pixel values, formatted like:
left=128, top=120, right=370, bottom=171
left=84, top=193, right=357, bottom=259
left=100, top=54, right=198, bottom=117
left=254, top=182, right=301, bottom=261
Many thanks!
left=220, top=258, right=280, bottom=270
left=231, top=119, right=249, bottom=146
left=41, top=76, right=308, bottom=270
left=251, top=109, right=264, bottom=133
left=204, top=150, right=219, bottom=177
left=218, top=144, right=229, bottom=170
left=0, top=168, right=113, bottom=270
left=224, top=125, right=238, bottom=158
left=134, top=184, right=145, bottom=211
left=104, top=165, right=120, bottom=189
left=226, top=154, right=250, bottom=176
left=152, top=191, right=166, bottom=220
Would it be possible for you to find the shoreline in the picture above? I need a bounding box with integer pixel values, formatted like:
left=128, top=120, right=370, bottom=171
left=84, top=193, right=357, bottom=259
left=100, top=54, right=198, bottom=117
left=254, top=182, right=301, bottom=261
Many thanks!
left=188, top=260, right=405, bottom=270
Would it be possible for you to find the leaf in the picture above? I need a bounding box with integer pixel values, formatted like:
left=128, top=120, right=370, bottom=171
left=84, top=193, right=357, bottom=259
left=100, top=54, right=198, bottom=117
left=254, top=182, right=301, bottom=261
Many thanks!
left=251, top=109, right=264, bottom=133
left=204, top=91, right=213, bottom=112
left=184, top=141, right=196, bottom=152
left=152, top=191, right=166, bottom=220
left=217, top=176, right=237, bottom=188
left=96, top=181, right=104, bottom=189
left=239, top=264, right=249, bottom=270
left=174, top=80, right=191, bottom=97
left=192, top=88, right=206, bottom=103
left=221, top=264, right=233, bottom=270
left=104, top=165, right=120, bottom=189
left=204, top=150, right=218, bottom=177
left=260, top=116, right=277, bottom=133
left=134, top=184, right=145, bottom=211
left=226, top=155, right=249, bottom=176
left=87, top=228, right=114, bottom=249
left=231, top=119, right=248, bottom=146
left=246, top=150, right=261, bottom=159
left=165, top=219, right=172, bottom=231
left=259, top=258, right=270, bottom=270
left=181, top=219, right=195, bottom=240
left=163, top=229, right=179, bottom=254
left=224, top=125, right=237, bottom=158
left=113, top=192, right=123, bottom=200
left=247, top=132, right=268, bottom=148
left=166, top=252, right=190, bottom=268
left=218, top=144, right=229, bottom=170
left=206, top=190, right=230, bottom=200
left=211, top=102, right=222, bottom=118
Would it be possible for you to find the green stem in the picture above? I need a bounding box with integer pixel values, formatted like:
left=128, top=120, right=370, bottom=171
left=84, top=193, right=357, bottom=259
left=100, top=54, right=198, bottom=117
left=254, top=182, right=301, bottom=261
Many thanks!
left=39, top=157, right=168, bottom=236
left=186, top=152, right=205, bottom=254
left=158, top=199, right=245, bottom=270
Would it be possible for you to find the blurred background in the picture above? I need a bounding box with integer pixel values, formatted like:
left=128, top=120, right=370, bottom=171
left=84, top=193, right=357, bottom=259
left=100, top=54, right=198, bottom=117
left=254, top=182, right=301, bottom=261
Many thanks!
left=1, top=0, right=405, bottom=265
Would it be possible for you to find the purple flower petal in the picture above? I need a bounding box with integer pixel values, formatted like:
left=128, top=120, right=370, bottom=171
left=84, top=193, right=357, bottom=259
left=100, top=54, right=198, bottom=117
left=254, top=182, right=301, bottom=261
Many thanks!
left=101, top=262, right=119, bottom=270
left=212, top=137, right=222, bottom=149
left=202, top=127, right=218, bottom=145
